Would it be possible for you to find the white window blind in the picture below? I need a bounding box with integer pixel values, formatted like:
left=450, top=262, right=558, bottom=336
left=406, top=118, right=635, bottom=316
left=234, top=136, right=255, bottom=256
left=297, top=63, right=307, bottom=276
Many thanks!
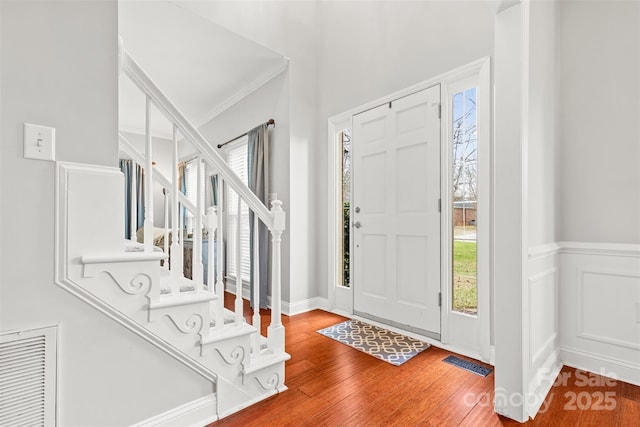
left=225, top=137, right=251, bottom=283
left=184, top=157, right=205, bottom=236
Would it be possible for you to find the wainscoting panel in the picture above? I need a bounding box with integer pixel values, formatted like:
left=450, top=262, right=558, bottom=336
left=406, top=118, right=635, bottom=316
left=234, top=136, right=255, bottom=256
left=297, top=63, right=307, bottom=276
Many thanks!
left=529, top=266, right=558, bottom=367
left=559, top=242, right=640, bottom=386
left=526, top=245, right=562, bottom=418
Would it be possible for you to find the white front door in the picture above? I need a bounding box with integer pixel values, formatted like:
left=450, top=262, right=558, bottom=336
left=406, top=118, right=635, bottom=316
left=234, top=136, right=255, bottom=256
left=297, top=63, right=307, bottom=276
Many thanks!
left=352, top=85, right=442, bottom=338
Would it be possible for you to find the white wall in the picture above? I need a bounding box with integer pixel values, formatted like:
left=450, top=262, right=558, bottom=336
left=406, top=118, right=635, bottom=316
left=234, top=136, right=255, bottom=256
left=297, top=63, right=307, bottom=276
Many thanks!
left=0, top=2, right=212, bottom=425
left=555, top=0, right=640, bottom=387
left=557, top=0, right=640, bottom=245
left=493, top=3, right=526, bottom=422
left=197, top=71, right=291, bottom=302
left=527, top=0, right=557, bottom=248
left=493, top=1, right=566, bottom=420
left=525, top=0, right=562, bottom=418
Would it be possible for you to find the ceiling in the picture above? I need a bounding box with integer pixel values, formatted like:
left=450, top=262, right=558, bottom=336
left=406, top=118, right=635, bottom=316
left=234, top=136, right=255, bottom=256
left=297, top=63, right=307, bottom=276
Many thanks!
left=118, top=0, right=286, bottom=139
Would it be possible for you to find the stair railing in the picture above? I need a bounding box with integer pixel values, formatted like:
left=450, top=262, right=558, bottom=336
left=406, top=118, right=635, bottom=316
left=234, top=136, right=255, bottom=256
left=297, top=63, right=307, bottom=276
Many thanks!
left=120, top=49, right=286, bottom=354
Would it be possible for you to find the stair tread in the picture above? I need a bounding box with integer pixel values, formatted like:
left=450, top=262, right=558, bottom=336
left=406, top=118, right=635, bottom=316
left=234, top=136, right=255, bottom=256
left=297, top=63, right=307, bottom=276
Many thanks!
left=82, top=251, right=167, bottom=264
left=149, top=291, right=217, bottom=310
left=200, top=323, right=257, bottom=345
left=244, top=350, right=291, bottom=375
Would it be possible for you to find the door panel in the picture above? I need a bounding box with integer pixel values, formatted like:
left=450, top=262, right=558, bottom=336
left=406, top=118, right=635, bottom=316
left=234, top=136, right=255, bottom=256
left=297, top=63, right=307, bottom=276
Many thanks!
left=396, top=235, right=429, bottom=305
left=396, top=143, right=428, bottom=212
left=361, top=234, right=386, bottom=297
left=353, top=85, right=442, bottom=337
left=361, top=152, right=386, bottom=214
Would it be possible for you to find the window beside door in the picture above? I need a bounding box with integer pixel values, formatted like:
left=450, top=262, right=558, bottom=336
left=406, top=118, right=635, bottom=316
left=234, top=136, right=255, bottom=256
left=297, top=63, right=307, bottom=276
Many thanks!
left=451, top=87, right=478, bottom=315
left=338, top=129, right=351, bottom=288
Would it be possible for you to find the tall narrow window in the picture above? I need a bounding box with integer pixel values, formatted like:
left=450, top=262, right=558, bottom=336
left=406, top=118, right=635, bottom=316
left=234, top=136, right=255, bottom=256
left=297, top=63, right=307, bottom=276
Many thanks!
left=451, top=87, right=478, bottom=314
left=225, top=137, right=251, bottom=283
left=339, top=129, right=351, bottom=287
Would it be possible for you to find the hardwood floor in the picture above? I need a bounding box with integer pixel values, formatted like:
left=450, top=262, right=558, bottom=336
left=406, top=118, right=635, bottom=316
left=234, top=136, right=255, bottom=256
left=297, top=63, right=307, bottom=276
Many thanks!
left=210, top=296, right=640, bottom=426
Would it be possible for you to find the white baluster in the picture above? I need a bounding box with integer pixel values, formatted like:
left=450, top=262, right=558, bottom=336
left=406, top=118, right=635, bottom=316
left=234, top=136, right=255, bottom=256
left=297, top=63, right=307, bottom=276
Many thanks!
left=143, top=96, right=154, bottom=253
left=235, top=195, right=243, bottom=325
left=252, top=213, right=261, bottom=354
left=193, top=156, right=204, bottom=291
left=163, top=188, right=169, bottom=269
left=170, top=124, right=182, bottom=294
left=205, top=206, right=216, bottom=294
left=267, top=200, right=285, bottom=353
left=130, top=160, right=138, bottom=242
left=215, top=177, right=225, bottom=330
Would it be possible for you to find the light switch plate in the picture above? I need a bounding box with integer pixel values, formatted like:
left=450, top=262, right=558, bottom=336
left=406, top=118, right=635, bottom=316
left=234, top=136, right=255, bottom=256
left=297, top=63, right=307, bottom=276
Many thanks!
left=24, top=123, right=55, bottom=161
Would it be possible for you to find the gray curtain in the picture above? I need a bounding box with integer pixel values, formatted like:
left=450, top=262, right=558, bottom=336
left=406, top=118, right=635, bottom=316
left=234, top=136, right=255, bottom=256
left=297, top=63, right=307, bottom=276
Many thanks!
left=248, top=124, right=270, bottom=309
left=119, top=159, right=144, bottom=239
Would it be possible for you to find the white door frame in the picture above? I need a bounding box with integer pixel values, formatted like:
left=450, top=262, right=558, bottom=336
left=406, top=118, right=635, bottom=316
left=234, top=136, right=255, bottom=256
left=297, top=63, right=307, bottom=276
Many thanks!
left=439, top=59, right=492, bottom=363
left=327, top=57, right=492, bottom=362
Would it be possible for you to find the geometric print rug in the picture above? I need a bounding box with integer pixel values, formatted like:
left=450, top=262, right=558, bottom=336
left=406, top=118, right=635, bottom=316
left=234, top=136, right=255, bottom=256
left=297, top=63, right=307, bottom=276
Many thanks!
left=316, top=319, right=430, bottom=366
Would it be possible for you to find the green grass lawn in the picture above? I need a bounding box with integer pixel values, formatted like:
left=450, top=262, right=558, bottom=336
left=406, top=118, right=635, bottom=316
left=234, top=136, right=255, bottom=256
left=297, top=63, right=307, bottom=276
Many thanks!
left=453, top=240, right=477, bottom=314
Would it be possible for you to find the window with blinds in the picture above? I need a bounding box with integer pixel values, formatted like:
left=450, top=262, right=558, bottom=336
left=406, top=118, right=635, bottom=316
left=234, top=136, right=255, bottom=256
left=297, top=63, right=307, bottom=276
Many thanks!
left=225, top=137, right=251, bottom=283
left=184, top=157, right=205, bottom=236
left=0, top=326, right=57, bottom=426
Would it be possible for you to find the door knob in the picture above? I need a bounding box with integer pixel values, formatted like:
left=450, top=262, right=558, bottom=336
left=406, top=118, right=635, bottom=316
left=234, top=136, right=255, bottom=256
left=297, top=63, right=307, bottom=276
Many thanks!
left=355, top=206, right=361, bottom=213
left=353, top=221, right=362, bottom=229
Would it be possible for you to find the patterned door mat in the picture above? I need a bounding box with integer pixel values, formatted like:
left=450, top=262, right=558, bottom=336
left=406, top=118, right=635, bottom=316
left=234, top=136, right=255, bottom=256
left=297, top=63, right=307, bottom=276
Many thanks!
left=442, top=355, right=493, bottom=377
left=317, top=319, right=430, bottom=366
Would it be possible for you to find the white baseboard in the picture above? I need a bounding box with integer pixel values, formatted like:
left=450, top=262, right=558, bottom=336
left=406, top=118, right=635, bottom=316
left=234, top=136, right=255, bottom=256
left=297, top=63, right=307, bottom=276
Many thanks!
left=223, top=283, right=329, bottom=316
left=561, top=346, right=640, bottom=387
left=528, top=350, right=562, bottom=419
left=328, top=307, right=353, bottom=319
left=283, top=297, right=329, bottom=316
left=131, top=394, right=217, bottom=427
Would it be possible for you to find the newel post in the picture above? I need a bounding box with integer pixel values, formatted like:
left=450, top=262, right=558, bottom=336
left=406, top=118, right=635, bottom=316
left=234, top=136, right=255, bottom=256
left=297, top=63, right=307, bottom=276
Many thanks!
left=267, top=200, right=286, bottom=353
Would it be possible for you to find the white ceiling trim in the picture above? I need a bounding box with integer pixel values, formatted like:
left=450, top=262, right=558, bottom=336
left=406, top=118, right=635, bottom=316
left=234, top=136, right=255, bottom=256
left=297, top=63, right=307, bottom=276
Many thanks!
left=192, top=56, right=290, bottom=130
left=120, top=58, right=290, bottom=143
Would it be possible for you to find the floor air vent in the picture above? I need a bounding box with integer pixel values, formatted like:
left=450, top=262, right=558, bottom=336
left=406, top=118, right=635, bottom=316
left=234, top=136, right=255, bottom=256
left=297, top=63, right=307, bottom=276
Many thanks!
left=0, top=326, right=57, bottom=426
left=442, top=355, right=492, bottom=377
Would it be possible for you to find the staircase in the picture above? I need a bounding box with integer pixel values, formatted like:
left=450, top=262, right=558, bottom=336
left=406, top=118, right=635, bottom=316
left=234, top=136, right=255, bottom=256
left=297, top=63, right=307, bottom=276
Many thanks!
left=54, top=47, right=289, bottom=422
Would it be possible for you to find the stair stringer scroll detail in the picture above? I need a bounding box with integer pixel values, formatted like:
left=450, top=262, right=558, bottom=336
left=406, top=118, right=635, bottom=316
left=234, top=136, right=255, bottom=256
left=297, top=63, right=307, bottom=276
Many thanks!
left=55, top=162, right=289, bottom=420
left=55, top=162, right=219, bottom=384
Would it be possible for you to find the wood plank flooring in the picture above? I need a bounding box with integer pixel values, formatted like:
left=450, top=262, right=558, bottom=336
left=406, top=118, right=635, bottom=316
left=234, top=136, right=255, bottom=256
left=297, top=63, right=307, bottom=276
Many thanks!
left=210, top=297, right=639, bottom=426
